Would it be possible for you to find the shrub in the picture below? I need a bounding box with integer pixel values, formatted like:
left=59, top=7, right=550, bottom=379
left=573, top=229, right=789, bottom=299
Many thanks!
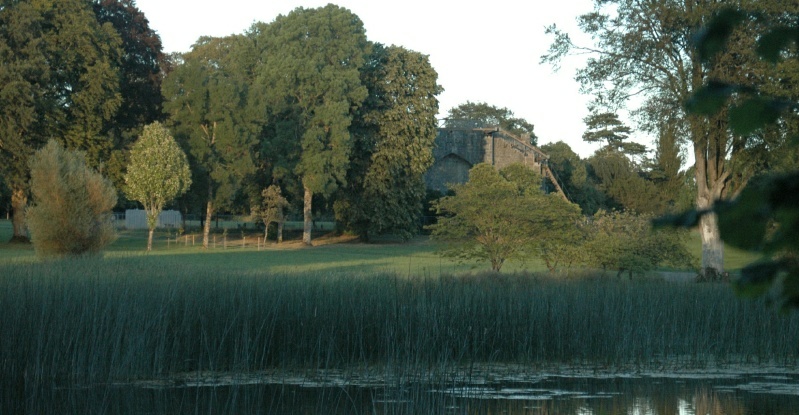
left=586, top=210, right=696, bottom=277
left=26, top=140, right=117, bottom=257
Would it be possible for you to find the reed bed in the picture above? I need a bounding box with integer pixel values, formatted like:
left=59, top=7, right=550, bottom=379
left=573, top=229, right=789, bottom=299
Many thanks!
left=1, top=255, right=798, bottom=389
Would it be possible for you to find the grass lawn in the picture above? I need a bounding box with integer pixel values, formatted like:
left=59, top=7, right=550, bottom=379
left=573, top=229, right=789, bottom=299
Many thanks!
left=0, top=218, right=762, bottom=274
left=0, top=219, right=533, bottom=275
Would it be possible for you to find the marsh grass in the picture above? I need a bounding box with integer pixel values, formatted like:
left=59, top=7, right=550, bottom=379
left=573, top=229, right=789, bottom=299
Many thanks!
left=2, top=255, right=798, bottom=389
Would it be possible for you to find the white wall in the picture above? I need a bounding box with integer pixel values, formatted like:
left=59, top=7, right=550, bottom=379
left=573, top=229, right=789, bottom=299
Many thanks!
left=124, top=209, right=182, bottom=229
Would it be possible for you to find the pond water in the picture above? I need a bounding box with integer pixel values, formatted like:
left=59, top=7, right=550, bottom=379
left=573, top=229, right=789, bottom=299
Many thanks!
left=6, top=368, right=799, bottom=414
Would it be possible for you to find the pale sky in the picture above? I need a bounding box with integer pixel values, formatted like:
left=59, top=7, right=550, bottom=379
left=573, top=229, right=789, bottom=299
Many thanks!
left=135, top=0, right=612, bottom=158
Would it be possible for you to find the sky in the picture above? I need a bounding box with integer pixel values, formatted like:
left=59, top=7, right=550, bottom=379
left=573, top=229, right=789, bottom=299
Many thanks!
left=135, top=0, right=610, bottom=158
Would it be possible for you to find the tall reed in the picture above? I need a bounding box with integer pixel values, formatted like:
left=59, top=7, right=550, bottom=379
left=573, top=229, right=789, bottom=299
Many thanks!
left=2, top=256, right=798, bottom=388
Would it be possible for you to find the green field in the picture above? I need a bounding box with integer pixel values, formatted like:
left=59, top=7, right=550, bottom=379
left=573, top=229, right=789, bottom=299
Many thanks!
left=0, top=219, right=762, bottom=274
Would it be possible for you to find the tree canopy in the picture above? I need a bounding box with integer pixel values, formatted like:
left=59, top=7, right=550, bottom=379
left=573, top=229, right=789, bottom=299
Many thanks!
left=253, top=185, right=289, bottom=244
left=585, top=210, right=694, bottom=278
left=26, top=140, right=117, bottom=257
left=659, top=8, right=799, bottom=308
left=162, top=35, right=258, bottom=248
left=92, top=0, right=166, bottom=190
left=335, top=44, right=442, bottom=241
left=0, top=0, right=123, bottom=241
left=429, top=163, right=581, bottom=272
left=125, top=122, right=191, bottom=251
left=251, top=5, right=370, bottom=245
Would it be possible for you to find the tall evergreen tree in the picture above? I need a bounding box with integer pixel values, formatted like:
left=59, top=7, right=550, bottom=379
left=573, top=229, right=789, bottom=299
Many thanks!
left=251, top=5, right=369, bottom=245
left=583, top=112, right=646, bottom=159
left=0, top=0, right=122, bottom=242
left=335, top=44, right=442, bottom=241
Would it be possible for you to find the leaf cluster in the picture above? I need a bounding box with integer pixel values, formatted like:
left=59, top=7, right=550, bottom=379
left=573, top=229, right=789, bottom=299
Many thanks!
left=688, top=8, right=799, bottom=136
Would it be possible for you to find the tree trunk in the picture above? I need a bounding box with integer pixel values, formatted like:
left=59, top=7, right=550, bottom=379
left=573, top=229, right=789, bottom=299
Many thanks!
left=203, top=181, right=213, bottom=249
left=695, top=180, right=726, bottom=276
left=699, top=211, right=724, bottom=274
left=203, top=199, right=213, bottom=249
left=10, top=187, right=29, bottom=243
left=692, top=112, right=729, bottom=277
left=490, top=257, right=503, bottom=272
left=303, top=186, right=312, bottom=246
left=277, top=220, right=284, bottom=244
left=147, top=228, right=154, bottom=252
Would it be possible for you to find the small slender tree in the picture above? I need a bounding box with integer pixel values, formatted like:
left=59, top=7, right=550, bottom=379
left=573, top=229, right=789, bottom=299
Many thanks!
left=26, top=140, right=118, bottom=257
left=125, top=122, right=192, bottom=251
left=254, top=185, right=289, bottom=244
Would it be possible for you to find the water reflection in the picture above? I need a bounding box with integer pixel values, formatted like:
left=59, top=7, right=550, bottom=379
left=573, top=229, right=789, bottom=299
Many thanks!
left=5, top=372, right=799, bottom=414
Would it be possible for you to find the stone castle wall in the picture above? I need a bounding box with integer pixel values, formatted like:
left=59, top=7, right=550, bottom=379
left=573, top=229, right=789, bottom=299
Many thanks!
left=424, top=128, right=547, bottom=193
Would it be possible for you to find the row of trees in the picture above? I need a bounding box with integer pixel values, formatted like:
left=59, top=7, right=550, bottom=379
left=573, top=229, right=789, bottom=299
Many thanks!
left=163, top=6, right=443, bottom=246
left=0, top=2, right=443, bottom=247
left=0, top=0, right=166, bottom=241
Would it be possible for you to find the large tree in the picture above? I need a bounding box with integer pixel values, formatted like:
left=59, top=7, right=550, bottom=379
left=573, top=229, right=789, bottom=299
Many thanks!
left=334, top=44, right=442, bottom=241
left=429, top=163, right=581, bottom=272
left=542, top=0, right=799, bottom=275
left=252, top=5, right=369, bottom=245
left=162, top=35, right=257, bottom=249
left=0, top=0, right=122, bottom=242
left=445, top=101, right=538, bottom=146
left=92, top=0, right=166, bottom=189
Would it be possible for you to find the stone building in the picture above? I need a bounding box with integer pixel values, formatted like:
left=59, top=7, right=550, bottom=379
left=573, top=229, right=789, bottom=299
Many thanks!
left=425, top=127, right=562, bottom=196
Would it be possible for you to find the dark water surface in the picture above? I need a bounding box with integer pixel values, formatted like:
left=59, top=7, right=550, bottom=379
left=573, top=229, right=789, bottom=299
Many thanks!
left=5, top=371, right=799, bottom=414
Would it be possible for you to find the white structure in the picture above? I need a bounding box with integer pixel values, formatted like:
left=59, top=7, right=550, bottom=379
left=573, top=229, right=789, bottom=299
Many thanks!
left=124, top=209, right=182, bottom=229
